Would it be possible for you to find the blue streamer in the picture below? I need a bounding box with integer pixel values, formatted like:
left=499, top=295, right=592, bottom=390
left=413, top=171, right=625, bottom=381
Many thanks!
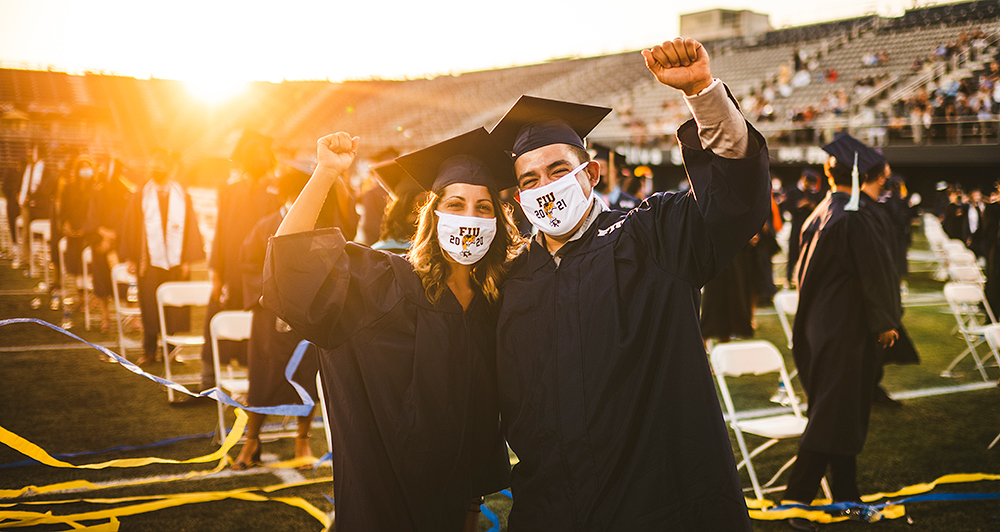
left=500, top=488, right=512, bottom=499
left=0, top=318, right=314, bottom=417
left=772, top=491, right=1000, bottom=520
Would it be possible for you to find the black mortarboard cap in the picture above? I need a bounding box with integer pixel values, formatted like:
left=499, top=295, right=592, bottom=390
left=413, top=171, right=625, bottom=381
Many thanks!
left=231, top=130, right=273, bottom=162
left=394, top=128, right=515, bottom=192
left=490, top=95, right=612, bottom=160
left=371, top=160, right=421, bottom=196
left=821, top=133, right=886, bottom=175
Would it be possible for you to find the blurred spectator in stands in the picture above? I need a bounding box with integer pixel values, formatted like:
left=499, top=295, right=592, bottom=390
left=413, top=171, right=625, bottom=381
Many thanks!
left=825, top=68, right=838, bottom=83
left=119, top=150, right=205, bottom=367
left=357, top=148, right=398, bottom=245
left=592, top=144, right=639, bottom=211
left=57, top=156, right=97, bottom=311
left=17, top=144, right=57, bottom=269
left=780, top=169, right=822, bottom=285
left=197, top=131, right=281, bottom=394
left=861, top=102, right=887, bottom=147
left=966, top=188, right=988, bottom=257
left=85, top=157, right=133, bottom=331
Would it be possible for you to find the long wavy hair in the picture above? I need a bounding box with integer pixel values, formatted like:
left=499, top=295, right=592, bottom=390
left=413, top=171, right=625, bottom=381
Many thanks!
left=409, top=186, right=525, bottom=305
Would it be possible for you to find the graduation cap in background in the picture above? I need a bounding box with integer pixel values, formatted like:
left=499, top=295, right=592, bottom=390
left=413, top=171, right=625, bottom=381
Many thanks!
left=821, top=133, right=886, bottom=212
left=394, top=127, right=516, bottom=193
left=490, top=95, right=612, bottom=160
left=276, top=160, right=312, bottom=200
left=231, top=130, right=274, bottom=163
left=372, top=147, right=400, bottom=163
left=371, top=160, right=422, bottom=199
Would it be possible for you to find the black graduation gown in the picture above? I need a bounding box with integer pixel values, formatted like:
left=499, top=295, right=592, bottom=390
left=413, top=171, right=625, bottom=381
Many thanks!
left=861, top=195, right=919, bottom=366
left=119, top=185, right=206, bottom=344
left=496, top=120, right=770, bottom=531
left=793, top=192, right=900, bottom=456
left=263, top=228, right=510, bottom=532
left=240, top=210, right=319, bottom=407
left=700, top=240, right=758, bottom=340
left=84, top=177, right=132, bottom=298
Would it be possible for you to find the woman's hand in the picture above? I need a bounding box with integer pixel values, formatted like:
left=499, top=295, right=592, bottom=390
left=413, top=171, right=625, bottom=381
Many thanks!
left=316, top=132, right=359, bottom=178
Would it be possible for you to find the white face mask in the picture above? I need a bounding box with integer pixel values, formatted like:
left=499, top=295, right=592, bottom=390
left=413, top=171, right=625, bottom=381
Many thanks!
left=435, top=211, right=497, bottom=265
left=79, top=168, right=94, bottom=179
left=518, top=161, right=593, bottom=237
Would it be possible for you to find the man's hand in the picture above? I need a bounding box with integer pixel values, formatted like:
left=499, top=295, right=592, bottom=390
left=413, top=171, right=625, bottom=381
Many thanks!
left=642, top=38, right=713, bottom=96
left=877, top=329, right=898, bottom=348
left=316, top=132, right=359, bottom=178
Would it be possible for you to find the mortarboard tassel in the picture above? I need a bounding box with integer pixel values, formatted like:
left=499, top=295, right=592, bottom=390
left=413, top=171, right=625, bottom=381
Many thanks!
left=844, top=152, right=860, bottom=212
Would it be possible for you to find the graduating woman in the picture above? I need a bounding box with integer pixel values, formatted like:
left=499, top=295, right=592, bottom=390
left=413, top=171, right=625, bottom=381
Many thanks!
left=262, top=128, right=521, bottom=531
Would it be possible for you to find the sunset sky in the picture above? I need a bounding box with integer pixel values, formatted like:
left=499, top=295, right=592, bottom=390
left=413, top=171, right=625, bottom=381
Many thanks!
left=1, top=0, right=926, bottom=86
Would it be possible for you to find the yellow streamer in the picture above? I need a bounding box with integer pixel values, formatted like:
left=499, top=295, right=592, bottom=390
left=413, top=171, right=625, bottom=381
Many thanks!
left=0, top=410, right=246, bottom=472
left=0, top=487, right=331, bottom=530
left=745, top=472, right=1000, bottom=523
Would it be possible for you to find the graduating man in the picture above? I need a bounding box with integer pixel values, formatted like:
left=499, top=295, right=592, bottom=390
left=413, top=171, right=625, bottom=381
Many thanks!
left=491, top=38, right=770, bottom=530
left=781, top=135, right=901, bottom=531
left=120, top=150, right=205, bottom=366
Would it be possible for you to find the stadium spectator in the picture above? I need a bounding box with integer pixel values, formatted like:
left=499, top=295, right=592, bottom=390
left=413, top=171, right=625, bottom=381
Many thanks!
left=119, top=150, right=205, bottom=367
left=592, top=144, right=639, bottom=211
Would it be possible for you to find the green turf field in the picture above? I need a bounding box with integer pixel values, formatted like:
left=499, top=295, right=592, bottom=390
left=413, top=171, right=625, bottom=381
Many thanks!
left=1, top=229, right=998, bottom=531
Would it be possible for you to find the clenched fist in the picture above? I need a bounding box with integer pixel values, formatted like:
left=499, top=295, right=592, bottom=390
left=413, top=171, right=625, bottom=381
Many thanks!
left=316, top=132, right=360, bottom=177
left=642, top=38, right=713, bottom=96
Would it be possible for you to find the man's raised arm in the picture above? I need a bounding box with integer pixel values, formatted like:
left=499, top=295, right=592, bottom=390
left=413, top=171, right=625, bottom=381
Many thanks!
left=643, top=38, right=750, bottom=158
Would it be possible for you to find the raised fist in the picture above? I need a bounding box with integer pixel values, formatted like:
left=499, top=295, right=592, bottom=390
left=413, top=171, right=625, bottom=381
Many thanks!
left=316, top=132, right=360, bottom=177
left=642, top=38, right=713, bottom=96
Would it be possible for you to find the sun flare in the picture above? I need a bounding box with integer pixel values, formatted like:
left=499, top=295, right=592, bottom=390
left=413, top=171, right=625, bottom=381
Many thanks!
left=184, top=76, right=248, bottom=104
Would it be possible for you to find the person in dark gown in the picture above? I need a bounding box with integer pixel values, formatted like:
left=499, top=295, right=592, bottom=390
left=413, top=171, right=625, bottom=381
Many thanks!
left=119, top=150, right=205, bottom=365
left=84, top=158, right=134, bottom=331
left=57, top=157, right=96, bottom=304
left=489, top=38, right=770, bottom=530
left=230, top=162, right=322, bottom=469
left=262, top=128, right=519, bottom=532
left=197, top=132, right=281, bottom=391
left=782, top=135, right=901, bottom=530
left=780, top=169, right=822, bottom=285
left=369, top=160, right=428, bottom=255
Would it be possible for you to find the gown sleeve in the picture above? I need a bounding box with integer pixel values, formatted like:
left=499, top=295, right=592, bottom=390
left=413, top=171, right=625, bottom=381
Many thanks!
left=847, top=213, right=901, bottom=334
left=262, top=227, right=403, bottom=350
left=239, top=215, right=274, bottom=311
left=623, top=119, right=771, bottom=287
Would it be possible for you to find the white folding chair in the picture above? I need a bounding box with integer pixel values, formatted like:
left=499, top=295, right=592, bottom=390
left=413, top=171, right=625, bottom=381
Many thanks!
left=28, top=219, right=51, bottom=285
left=13, top=215, right=26, bottom=268
left=711, top=340, right=830, bottom=501
left=111, top=264, right=143, bottom=358
left=211, top=311, right=253, bottom=440
left=57, top=237, right=69, bottom=311
left=81, top=247, right=95, bottom=330
left=156, top=281, right=212, bottom=402
left=773, top=290, right=798, bottom=350
left=948, top=264, right=986, bottom=286
left=942, top=282, right=999, bottom=381
left=947, top=248, right=979, bottom=269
